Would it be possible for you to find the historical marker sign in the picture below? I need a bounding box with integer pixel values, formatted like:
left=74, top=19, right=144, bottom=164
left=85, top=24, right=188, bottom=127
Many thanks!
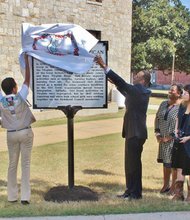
left=32, top=41, right=108, bottom=109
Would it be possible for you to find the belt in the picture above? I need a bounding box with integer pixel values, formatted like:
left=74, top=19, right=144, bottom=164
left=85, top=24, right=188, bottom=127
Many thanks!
left=7, top=126, right=31, bottom=132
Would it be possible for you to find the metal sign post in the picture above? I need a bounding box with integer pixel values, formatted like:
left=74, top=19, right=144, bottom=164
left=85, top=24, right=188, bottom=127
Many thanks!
left=58, top=105, right=82, bottom=189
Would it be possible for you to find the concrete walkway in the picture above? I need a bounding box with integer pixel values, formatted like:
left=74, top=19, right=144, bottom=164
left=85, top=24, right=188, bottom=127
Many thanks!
left=0, top=212, right=190, bottom=220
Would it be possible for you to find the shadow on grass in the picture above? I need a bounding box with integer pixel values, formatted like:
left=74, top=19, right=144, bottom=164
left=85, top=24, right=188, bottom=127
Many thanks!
left=0, top=179, right=7, bottom=186
left=143, top=176, right=162, bottom=186
left=88, top=181, right=161, bottom=195
left=143, top=187, right=159, bottom=193
left=83, top=169, right=116, bottom=176
left=31, top=178, right=51, bottom=185
left=89, top=181, right=125, bottom=192
left=144, top=176, right=162, bottom=181
left=30, top=178, right=53, bottom=196
left=1, top=178, right=160, bottom=198
left=0, top=179, right=47, bottom=198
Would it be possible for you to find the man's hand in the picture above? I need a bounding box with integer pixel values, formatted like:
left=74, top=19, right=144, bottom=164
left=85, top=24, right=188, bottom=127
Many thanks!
left=94, top=55, right=107, bottom=70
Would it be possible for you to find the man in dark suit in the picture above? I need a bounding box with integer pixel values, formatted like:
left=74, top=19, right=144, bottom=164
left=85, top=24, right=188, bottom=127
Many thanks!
left=95, top=56, right=151, bottom=200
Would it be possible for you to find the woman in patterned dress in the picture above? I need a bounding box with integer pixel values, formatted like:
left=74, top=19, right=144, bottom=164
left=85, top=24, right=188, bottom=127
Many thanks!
left=155, top=84, right=183, bottom=194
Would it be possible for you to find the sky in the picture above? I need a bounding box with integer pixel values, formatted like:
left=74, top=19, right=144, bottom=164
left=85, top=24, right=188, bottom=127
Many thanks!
left=181, top=0, right=190, bottom=9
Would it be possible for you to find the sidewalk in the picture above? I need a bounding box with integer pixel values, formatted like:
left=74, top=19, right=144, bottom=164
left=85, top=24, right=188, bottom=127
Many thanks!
left=0, top=212, right=190, bottom=220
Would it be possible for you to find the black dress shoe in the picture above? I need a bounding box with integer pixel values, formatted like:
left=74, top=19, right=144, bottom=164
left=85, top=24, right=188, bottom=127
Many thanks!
left=8, top=200, right=18, bottom=203
left=160, top=187, right=170, bottom=194
left=117, top=190, right=129, bottom=198
left=21, top=200, right=30, bottom=205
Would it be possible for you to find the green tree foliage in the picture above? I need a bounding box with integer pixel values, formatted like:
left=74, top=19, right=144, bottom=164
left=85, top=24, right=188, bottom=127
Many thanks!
left=132, top=0, right=190, bottom=74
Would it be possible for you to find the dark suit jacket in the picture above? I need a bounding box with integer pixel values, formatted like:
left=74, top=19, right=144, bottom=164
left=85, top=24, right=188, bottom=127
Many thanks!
left=107, top=69, right=151, bottom=140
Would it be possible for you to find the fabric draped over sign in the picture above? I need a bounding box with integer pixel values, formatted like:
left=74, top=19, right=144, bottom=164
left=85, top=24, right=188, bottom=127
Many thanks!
left=19, top=23, right=98, bottom=74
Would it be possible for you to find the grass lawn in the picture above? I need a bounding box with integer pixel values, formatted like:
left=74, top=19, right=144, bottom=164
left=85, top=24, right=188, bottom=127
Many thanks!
left=151, top=89, right=168, bottom=94
left=1, top=96, right=181, bottom=217
left=0, top=125, right=190, bottom=217
left=149, top=97, right=167, bottom=106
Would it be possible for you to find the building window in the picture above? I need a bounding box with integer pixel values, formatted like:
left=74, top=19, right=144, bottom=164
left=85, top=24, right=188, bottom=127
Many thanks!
left=87, top=30, right=101, bottom=40
left=87, top=0, right=103, bottom=5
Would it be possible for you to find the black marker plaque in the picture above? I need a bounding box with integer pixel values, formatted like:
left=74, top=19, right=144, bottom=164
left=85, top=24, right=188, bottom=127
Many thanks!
left=32, top=41, right=108, bottom=109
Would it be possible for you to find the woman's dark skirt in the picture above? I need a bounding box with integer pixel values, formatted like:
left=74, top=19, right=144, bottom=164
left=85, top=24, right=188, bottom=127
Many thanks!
left=171, top=142, right=190, bottom=175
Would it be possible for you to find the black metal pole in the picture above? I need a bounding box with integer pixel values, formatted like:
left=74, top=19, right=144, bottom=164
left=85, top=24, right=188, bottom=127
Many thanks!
left=58, top=105, right=82, bottom=189
left=67, top=115, right=74, bottom=189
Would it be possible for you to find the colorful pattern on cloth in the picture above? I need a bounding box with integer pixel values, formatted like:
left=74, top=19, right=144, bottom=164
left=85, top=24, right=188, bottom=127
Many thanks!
left=0, top=95, right=19, bottom=116
left=19, top=23, right=98, bottom=74
left=32, top=32, right=79, bottom=56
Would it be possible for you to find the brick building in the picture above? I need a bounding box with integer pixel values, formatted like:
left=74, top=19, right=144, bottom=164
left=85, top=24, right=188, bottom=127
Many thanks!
left=0, top=0, right=132, bottom=106
left=153, top=71, right=190, bottom=86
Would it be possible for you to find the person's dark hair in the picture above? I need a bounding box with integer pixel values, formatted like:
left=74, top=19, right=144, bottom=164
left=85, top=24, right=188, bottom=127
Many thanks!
left=184, top=84, right=190, bottom=95
left=181, top=84, right=190, bottom=106
left=142, top=70, right=151, bottom=87
left=171, top=83, right=183, bottom=97
left=1, top=77, right=17, bottom=95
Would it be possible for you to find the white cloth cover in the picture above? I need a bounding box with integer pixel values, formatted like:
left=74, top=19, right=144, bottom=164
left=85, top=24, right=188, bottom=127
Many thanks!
left=19, top=23, right=98, bottom=74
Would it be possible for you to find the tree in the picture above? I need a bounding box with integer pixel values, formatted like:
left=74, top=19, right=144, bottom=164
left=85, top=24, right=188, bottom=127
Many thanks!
left=132, top=0, right=190, bottom=74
